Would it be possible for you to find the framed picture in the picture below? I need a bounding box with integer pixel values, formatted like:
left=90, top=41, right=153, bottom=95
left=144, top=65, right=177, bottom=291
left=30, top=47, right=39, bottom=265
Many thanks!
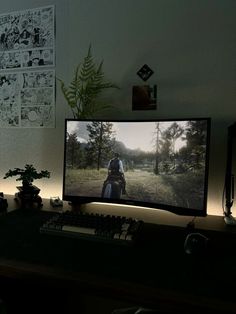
left=132, top=85, right=157, bottom=111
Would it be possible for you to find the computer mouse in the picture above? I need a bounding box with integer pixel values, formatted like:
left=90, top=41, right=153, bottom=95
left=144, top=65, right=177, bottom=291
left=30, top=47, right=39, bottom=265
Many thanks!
left=184, top=232, right=209, bottom=255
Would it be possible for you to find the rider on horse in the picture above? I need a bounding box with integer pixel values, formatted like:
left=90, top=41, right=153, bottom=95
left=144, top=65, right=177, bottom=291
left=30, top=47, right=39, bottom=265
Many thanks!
left=107, top=152, right=126, bottom=195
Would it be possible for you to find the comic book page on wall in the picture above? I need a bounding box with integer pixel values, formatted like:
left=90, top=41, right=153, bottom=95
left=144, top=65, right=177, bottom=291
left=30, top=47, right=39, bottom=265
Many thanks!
left=0, top=5, right=55, bottom=128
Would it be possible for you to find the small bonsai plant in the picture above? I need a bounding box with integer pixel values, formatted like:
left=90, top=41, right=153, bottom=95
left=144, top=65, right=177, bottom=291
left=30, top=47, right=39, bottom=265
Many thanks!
left=57, top=45, right=119, bottom=118
left=3, top=164, right=50, bottom=189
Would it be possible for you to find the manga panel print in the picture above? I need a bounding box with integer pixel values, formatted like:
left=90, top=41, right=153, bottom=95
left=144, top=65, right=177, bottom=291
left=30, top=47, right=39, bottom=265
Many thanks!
left=0, top=6, right=55, bottom=128
left=0, top=6, right=54, bottom=51
left=0, top=70, right=55, bottom=128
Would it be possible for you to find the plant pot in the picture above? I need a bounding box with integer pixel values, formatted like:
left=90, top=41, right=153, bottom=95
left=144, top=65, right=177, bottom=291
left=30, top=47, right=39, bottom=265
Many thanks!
left=15, top=185, right=42, bottom=209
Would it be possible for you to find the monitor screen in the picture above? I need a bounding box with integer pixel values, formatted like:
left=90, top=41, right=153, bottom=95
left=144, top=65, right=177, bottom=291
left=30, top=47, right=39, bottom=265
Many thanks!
left=63, top=118, right=211, bottom=216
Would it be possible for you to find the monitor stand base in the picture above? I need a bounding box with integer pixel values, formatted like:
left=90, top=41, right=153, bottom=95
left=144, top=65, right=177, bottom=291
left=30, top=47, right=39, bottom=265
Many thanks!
left=68, top=202, right=85, bottom=212
left=224, top=214, right=236, bottom=225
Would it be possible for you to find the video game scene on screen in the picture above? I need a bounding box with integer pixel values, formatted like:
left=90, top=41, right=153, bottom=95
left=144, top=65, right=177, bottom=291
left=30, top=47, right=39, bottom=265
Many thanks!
left=63, top=119, right=209, bottom=214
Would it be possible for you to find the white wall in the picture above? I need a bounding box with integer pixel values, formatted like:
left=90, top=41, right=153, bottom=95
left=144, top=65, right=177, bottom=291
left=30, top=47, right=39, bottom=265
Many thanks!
left=0, top=0, right=235, bottom=216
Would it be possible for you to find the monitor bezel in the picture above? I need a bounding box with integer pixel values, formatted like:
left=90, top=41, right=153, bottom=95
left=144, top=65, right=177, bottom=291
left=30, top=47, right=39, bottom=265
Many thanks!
left=62, top=117, right=211, bottom=217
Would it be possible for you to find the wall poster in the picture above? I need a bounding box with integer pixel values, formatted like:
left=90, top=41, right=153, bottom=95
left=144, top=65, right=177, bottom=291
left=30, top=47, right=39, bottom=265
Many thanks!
left=0, top=5, right=55, bottom=128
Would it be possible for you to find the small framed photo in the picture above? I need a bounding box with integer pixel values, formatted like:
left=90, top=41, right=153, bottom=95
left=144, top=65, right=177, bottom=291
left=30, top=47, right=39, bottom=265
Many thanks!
left=132, top=85, right=157, bottom=111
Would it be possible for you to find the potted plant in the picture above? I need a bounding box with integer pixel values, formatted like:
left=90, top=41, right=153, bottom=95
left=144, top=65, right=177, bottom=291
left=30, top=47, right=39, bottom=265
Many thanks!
left=4, top=164, right=50, bottom=207
left=57, top=45, right=119, bottom=118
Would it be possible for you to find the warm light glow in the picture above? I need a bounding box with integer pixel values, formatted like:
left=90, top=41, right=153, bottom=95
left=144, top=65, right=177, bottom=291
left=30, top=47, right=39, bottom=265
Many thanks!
left=0, top=179, right=63, bottom=199
left=1, top=179, right=231, bottom=218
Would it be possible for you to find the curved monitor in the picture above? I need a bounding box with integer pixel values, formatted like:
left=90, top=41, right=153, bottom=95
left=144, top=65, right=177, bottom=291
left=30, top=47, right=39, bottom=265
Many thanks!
left=63, top=118, right=211, bottom=217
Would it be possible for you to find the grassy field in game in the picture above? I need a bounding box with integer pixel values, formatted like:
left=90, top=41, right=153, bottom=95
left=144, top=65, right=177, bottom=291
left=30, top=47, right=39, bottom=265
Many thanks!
left=64, top=168, right=204, bottom=209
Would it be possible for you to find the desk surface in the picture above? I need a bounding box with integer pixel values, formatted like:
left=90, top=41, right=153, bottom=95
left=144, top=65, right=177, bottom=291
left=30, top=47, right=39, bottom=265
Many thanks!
left=0, top=196, right=236, bottom=313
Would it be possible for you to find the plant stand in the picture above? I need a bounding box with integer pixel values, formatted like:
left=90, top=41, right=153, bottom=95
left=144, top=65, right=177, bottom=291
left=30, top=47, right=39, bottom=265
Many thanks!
left=15, top=185, right=43, bottom=209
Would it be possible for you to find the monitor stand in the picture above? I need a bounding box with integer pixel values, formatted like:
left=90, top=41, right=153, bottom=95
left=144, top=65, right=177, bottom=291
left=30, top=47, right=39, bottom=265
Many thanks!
left=68, top=201, right=86, bottom=212
left=224, top=122, right=236, bottom=226
left=224, top=214, right=236, bottom=226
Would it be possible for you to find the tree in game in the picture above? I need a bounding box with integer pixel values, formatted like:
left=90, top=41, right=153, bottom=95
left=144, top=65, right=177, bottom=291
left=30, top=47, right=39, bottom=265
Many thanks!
left=66, top=132, right=81, bottom=168
left=86, top=121, right=115, bottom=170
left=153, top=122, right=184, bottom=175
left=165, top=122, right=184, bottom=154
left=154, top=122, right=184, bottom=175
left=153, top=122, right=162, bottom=175
left=180, top=120, right=207, bottom=170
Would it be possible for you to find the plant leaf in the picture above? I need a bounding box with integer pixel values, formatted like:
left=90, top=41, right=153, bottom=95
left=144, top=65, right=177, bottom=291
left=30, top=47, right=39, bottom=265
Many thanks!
left=58, top=45, right=119, bottom=118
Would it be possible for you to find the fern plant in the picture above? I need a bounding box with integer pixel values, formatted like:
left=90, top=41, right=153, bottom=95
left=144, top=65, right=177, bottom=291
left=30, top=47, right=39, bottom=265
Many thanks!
left=58, top=45, right=119, bottom=118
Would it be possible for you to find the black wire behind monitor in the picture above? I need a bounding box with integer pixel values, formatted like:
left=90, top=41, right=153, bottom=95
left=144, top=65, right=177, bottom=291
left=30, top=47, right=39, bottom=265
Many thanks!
left=62, top=118, right=211, bottom=217
left=223, top=122, right=236, bottom=223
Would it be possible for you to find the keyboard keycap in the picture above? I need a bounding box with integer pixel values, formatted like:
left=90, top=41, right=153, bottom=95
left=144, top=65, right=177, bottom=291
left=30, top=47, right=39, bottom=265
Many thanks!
left=62, top=226, right=96, bottom=235
left=40, top=211, right=143, bottom=245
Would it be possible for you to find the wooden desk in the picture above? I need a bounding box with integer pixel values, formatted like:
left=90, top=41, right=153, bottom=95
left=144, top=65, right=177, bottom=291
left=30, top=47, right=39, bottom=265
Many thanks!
left=0, top=196, right=236, bottom=314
